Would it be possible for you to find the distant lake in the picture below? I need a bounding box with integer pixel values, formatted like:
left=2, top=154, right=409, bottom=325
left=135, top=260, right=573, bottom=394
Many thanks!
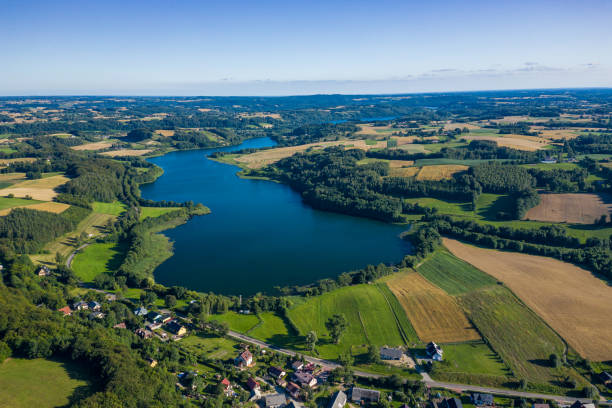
left=140, top=137, right=411, bottom=295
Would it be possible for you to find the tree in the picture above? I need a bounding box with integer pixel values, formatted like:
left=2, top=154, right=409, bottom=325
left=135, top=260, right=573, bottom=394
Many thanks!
left=164, top=294, right=177, bottom=308
left=549, top=353, right=560, bottom=368
left=366, top=344, right=381, bottom=364
left=125, top=128, right=153, bottom=142
left=0, top=341, right=10, bottom=363
left=305, top=331, right=318, bottom=352
left=338, top=351, right=354, bottom=367
left=325, top=314, right=347, bottom=344
left=140, top=291, right=157, bottom=306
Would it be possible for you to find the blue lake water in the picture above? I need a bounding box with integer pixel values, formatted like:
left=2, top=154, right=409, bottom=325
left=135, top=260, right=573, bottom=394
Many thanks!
left=140, top=137, right=411, bottom=295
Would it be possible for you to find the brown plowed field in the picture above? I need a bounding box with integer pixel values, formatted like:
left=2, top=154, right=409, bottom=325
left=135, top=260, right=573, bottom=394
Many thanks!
left=524, top=193, right=612, bottom=224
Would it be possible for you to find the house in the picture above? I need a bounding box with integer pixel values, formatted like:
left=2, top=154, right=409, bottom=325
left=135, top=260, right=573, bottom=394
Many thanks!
left=426, top=341, right=443, bottom=361
left=146, top=322, right=162, bottom=331
left=351, top=387, right=380, bottom=404
left=160, top=314, right=173, bottom=323
left=380, top=347, right=404, bottom=360
left=441, top=398, right=463, bottom=408
left=269, top=366, right=286, bottom=379
left=291, top=361, right=304, bottom=371
left=246, top=377, right=259, bottom=391
left=87, top=301, right=101, bottom=311
left=532, top=404, right=549, bottom=408
left=292, top=371, right=317, bottom=388
left=165, top=321, right=187, bottom=336
left=88, top=311, right=105, bottom=320
left=105, top=293, right=117, bottom=301
left=134, top=328, right=153, bottom=339
left=472, top=393, right=494, bottom=407
left=221, top=378, right=232, bottom=391
left=147, top=311, right=162, bottom=322
left=264, top=393, right=286, bottom=408
left=73, top=301, right=89, bottom=311
left=113, top=322, right=127, bottom=329
left=235, top=349, right=253, bottom=367
left=286, top=382, right=301, bottom=399
left=134, top=306, right=148, bottom=316
left=599, top=371, right=612, bottom=388
left=37, top=265, right=50, bottom=277
left=328, top=390, right=347, bottom=408
left=147, top=357, right=157, bottom=367
left=58, top=306, right=72, bottom=316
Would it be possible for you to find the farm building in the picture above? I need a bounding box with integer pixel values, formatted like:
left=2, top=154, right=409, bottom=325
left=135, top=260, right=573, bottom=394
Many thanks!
left=264, top=393, right=286, bottom=408
left=328, top=390, right=347, bottom=408
left=426, top=341, right=444, bottom=361
left=235, top=349, right=253, bottom=367
left=351, top=387, right=380, bottom=403
left=471, top=393, right=494, bottom=407
left=292, top=371, right=317, bottom=388
left=380, top=346, right=404, bottom=360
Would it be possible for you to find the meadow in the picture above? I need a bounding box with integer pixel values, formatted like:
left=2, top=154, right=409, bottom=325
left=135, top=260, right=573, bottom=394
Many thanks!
left=0, top=358, right=91, bottom=408
left=140, top=206, right=181, bottom=220
left=72, top=242, right=126, bottom=283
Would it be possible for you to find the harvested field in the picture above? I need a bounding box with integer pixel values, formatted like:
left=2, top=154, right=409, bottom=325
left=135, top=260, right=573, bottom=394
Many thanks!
left=443, top=238, right=612, bottom=361
left=100, top=149, right=152, bottom=157
left=416, top=165, right=468, bottom=181
left=531, top=127, right=581, bottom=139
left=238, top=112, right=281, bottom=119
left=389, top=160, right=415, bottom=168
left=524, top=193, right=611, bottom=224
left=356, top=124, right=395, bottom=136
left=389, top=166, right=419, bottom=177
left=0, top=172, right=26, bottom=187
left=71, top=141, right=112, bottom=151
left=155, top=129, right=175, bottom=137
left=235, top=139, right=386, bottom=169
left=386, top=271, right=480, bottom=343
left=0, top=157, right=37, bottom=165
left=0, top=175, right=69, bottom=201
left=443, top=122, right=481, bottom=131
left=462, top=135, right=547, bottom=151
left=0, top=201, right=69, bottom=216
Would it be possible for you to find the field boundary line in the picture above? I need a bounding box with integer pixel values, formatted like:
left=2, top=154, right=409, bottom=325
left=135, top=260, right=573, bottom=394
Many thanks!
left=357, top=311, right=370, bottom=343
left=375, top=283, right=410, bottom=345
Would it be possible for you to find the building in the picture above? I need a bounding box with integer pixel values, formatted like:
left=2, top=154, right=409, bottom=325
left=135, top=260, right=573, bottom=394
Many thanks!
left=246, top=377, right=259, bottom=391
left=570, top=402, right=596, bottom=408
left=135, top=328, right=153, bottom=339
left=471, top=393, right=494, bottom=407
left=221, top=378, right=232, bottom=392
left=351, top=387, right=380, bottom=404
left=532, top=404, right=549, bottom=408
left=380, top=347, right=404, bottom=360
left=134, top=306, right=148, bottom=316
left=37, top=265, right=50, bottom=277
left=291, top=361, right=304, bottom=371
left=88, top=311, right=105, bottom=320
left=88, top=301, right=101, bottom=311
left=73, top=301, right=89, bottom=311
left=235, top=349, right=253, bottom=367
left=113, top=322, right=126, bottom=329
left=599, top=371, right=612, bottom=388
left=146, top=322, right=162, bottom=331
left=147, top=357, right=158, bottom=367
left=165, top=321, right=187, bottom=336
left=147, top=311, right=162, bottom=322
left=426, top=341, right=443, bottom=361
left=288, top=402, right=303, bottom=408
left=286, top=382, right=301, bottom=399
left=264, top=393, right=286, bottom=408
left=292, top=371, right=317, bottom=388
left=269, top=366, right=286, bottom=379
left=439, top=398, right=463, bottom=408
left=58, top=306, right=72, bottom=316
left=328, top=390, right=347, bottom=408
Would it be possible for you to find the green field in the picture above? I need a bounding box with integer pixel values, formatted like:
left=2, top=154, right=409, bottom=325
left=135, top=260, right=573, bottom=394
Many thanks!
left=417, top=250, right=497, bottom=295
left=0, top=358, right=91, bottom=408
left=404, top=197, right=472, bottom=216
left=0, top=196, right=42, bottom=210
left=248, top=312, right=291, bottom=343
left=435, top=342, right=509, bottom=376
left=521, top=162, right=579, bottom=170
left=72, top=242, right=126, bottom=282
left=375, top=282, right=419, bottom=344
left=286, top=284, right=407, bottom=359
left=140, top=206, right=181, bottom=220
left=180, top=333, right=240, bottom=361
left=209, top=311, right=260, bottom=333
left=92, top=201, right=126, bottom=216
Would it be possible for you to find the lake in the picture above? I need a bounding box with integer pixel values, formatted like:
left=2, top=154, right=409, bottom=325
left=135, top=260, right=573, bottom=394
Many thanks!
left=140, top=137, right=411, bottom=295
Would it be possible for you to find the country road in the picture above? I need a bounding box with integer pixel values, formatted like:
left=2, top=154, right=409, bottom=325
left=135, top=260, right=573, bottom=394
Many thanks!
left=226, top=330, right=595, bottom=405
left=66, top=243, right=90, bottom=268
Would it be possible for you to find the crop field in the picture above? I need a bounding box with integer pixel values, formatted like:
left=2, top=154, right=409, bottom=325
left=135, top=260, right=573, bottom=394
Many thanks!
left=235, top=139, right=387, bottom=169
left=386, top=271, right=480, bottom=343
left=0, top=174, right=69, bottom=200
left=155, top=129, right=175, bottom=137
left=355, top=124, right=396, bottom=136
left=0, top=358, right=91, bottom=408
left=0, top=172, right=26, bottom=188
left=463, top=134, right=548, bottom=151
left=0, top=196, right=41, bottom=211
left=416, top=164, right=469, bottom=181
left=71, top=141, right=113, bottom=151
left=286, top=284, right=407, bottom=358
left=100, top=149, right=153, bottom=157
left=140, top=206, right=181, bottom=220
left=72, top=242, right=126, bottom=282
left=444, top=238, right=612, bottom=361
left=443, top=122, right=481, bottom=131
left=0, top=201, right=70, bottom=216
left=417, top=250, right=497, bottom=295
left=0, top=157, right=37, bottom=165
left=524, top=193, right=612, bottom=224
left=389, top=166, right=420, bottom=177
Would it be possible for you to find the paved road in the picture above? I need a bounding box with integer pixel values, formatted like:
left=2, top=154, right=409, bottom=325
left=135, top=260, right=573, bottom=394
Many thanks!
left=226, top=330, right=594, bottom=404
left=66, top=243, right=90, bottom=268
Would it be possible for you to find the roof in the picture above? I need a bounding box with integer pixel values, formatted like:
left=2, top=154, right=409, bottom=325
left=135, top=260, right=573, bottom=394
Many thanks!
left=113, top=322, right=126, bottom=329
left=134, top=306, right=148, bottom=316
left=58, top=306, right=72, bottom=315
left=165, top=321, right=185, bottom=334
left=472, top=393, right=494, bottom=405
left=293, top=371, right=315, bottom=384
left=351, top=387, right=380, bottom=402
left=246, top=377, right=259, bottom=390
left=380, top=347, right=404, bottom=359
left=239, top=349, right=253, bottom=360
left=286, top=382, right=300, bottom=393
left=444, top=398, right=463, bottom=408
left=269, top=366, right=285, bottom=376
left=264, top=393, right=286, bottom=407
left=329, top=390, right=347, bottom=408
left=291, top=360, right=304, bottom=369
left=221, top=378, right=231, bottom=387
left=599, top=371, right=612, bottom=381
left=88, top=301, right=101, bottom=308
left=532, top=404, right=550, bottom=408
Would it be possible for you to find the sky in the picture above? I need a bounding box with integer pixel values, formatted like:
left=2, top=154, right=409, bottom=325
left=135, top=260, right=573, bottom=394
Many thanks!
left=1, top=0, right=612, bottom=95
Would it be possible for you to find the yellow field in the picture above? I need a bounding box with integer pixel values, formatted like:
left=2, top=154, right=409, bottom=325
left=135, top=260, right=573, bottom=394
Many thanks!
left=443, top=238, right=612, bottom=361
left=71, top=141, right=112, bottom=151
left=100, top=149, right=153, bottom=157
left=416, top=165, right=469, bottom=181
left=462, top=135, right=548, bottom=151
left=443, top=122, right=481, bottom=131
left=524, top=193, right=611, bottom=224
left=355, top=124, right=396, bottom=136
left=386, top=271, right=480, bottom=343
left=235, top=139, right=387, bottom=169
left=389, top=166, right=420, bottom=177
left=155, top=129, right=175, bottom=137
left=0, top=172, right=26, bottom=183
left=0, top=175, right=69, bottom=200
left=0, top=202, right=69, bottom=216
left=0, top=158, right=37, bottom=165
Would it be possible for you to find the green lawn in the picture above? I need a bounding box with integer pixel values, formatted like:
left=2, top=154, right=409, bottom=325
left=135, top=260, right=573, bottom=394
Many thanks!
left=210, top=312, right=260, bottom=333
left=140, top=206, right=181, bottom=220
left=71, top=242, right=126, bottom=283
left=417, top=250, right=497, bottom=295
left=92, top=201, right=126, bottom=216
left=248, top=312, right=291, bottom=343
left=0, top=358, right=91, bottom=408
left=0, top=196, right=41, bottom=210
left=435, top=343, right=509, bottom=376
left=286, top=284, right=407, bottom=359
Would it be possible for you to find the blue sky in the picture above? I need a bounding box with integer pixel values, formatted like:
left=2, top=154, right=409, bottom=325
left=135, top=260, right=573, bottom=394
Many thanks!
left=1, top=0, right=611, bottom=95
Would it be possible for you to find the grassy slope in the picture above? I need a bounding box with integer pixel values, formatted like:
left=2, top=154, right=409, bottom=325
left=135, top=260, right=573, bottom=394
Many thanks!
left=0, top=358, right=91, bottom=408
left=71, top=242, right=126, bottom=282
left=209, top=312, right=259, bottom=333
left=92, top=201, right=126, bottom=216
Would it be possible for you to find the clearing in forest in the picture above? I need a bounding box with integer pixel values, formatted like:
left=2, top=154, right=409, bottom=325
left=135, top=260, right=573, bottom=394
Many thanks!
left=71, top=141, right=112, bottom=151
left=100, top=149, right=152, bottom=157
left=524, top=193, right=612, bottom=224
left=0, top=174, right=69, bottom=201
left=416, top=165, right=469, bottom=181
left=444, top=238, right=612, bottom=361
left=386, top=271, right=480, bottom=343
